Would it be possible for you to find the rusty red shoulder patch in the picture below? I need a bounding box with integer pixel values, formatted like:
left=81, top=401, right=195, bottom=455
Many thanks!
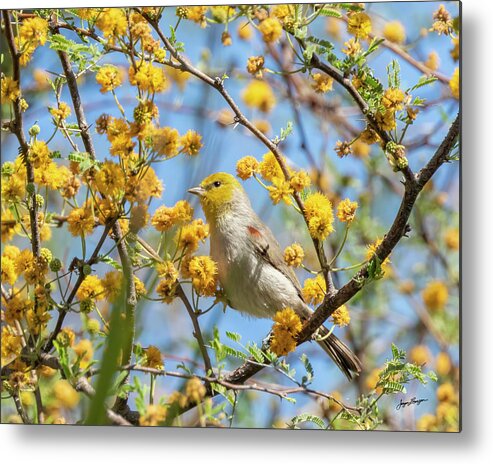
left=247, top=225, right=261, bottom=237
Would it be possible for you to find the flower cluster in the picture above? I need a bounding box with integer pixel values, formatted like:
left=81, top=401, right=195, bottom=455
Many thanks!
left=303, top=193, right=335, bottom=241
left=270, top=307, right=302, bottom=356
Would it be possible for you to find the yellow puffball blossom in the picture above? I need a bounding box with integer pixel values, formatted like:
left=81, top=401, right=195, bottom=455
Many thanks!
left=352, top=140, right=371, bottom=158
left=186, top=377, right=206, bottom=404
left=366, top=238, right=391, bottom=274
left=417, top=414, right=437, bottom=431
left=1, top=76, right=20, bottom=102
left=409, top=345, right=432, bottom=366
left=236, top=156, right=259, bottom=180
left=304, top=192, right=335, bottom=241
left=258, top=17, right=283, bottom=43
left=28, top=140, right=51, bottom=169
left=96, top=65, right=123, bottom=93
left=175, top=219, right=209, bottom=253
left=96, top=8, right=128, bottom=44
left=247, top=55, right=265, bottom=77
left=284, top=243, right=304, bottom=267
left=331, top=305, right=350, bottom=327
left=347, top=12, right=372, bottom=39
left=337, top=199, right=358, bottom=223
left=1, top=327, right=22, bottom=360
left=267, top=177, right=293, bottom=205
left=188, top=256, right=218, bottom=297
left=156, top=277, right=178, bottom=303
left=129, top=62, right=168, bottom=93
left=242, top=80, right=276, bottom=113
left=258, top=152, right=285, bottom=182
left=143, top=345, right=164, bottom=370
left=67, top=202, right=96, bottom=236
left=95, top=161, right=125, bottom=198
left=139, top=404, right=167, bottom=426
left=180, top=130, right=203, bottom=156
left=49, top=102, right=71, bottom=121
left=342, top=38, right=362, bottom=57
left=311, top=73, right=334, bottom=93
left=125, top=164, right=163, bottom=203
left=431, top=4, right=453, bottom=36
left=375, top=109, right=396, bottom=131
left=436, top=382, right=457, bottom=403
left=156, top=261, right=178, bottom=282
left=435, top=352, right=452, bottom=376
left=290, top=170, right=311, bottom=192
left=53, top=379, right=80, bottom=409
left=449, top=68, right=459, bottom=99
left=302, top=274, right=326, bottom=306
left=15, top=17, right=48, bottom=66
left=383, top=21, right=406, bottom=44
left=422, top=280, right=449, bottom=311
left=238, top=21, right=253, bottom=40
left=73, top=339, right=94, bottom=366
left=425, top=51, right=440, bottom=71
left=151, top=200, right=193, bottom=232
left=444, top=228, right=459, bottom=251
left=382, top=88, right=406, bottom=112
left=180, top=6, right=208, bottom=28
left=76, top=275, right=105, bottom=302
left=270, top=307, right=303, bottom=356
left=151, top=126, right=180, bottom=158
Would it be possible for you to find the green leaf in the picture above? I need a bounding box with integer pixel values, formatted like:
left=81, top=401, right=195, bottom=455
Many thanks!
left=407, top=75, right=438, bottom=93
left=317, top=8, right=342, bottom=18
left=97, top=255, right=122, bottom=270
left=225, top=331, right=241, bottom=343
left=289, top=413, right=326, bottom=429
left=246, top=343, right=265, bottom=364
left=300, top=353, right=314, bottom=386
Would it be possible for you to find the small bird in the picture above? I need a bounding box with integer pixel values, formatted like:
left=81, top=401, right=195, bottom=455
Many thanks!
left=188, top=172, right=362, bottom=380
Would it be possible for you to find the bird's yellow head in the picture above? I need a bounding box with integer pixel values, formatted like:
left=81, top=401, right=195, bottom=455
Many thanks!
left=188, top=172, right=244, bottom=222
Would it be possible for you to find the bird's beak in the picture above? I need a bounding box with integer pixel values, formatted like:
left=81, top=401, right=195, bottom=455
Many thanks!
left=188, top=186, right=206, bottom=197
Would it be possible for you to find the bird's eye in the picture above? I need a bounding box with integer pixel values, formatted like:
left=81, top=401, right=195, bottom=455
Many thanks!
left=213, top=181, right=222, bottom=188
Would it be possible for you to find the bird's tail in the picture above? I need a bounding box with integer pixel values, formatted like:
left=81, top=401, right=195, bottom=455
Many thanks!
left=316, top=327, right=362, bottom=380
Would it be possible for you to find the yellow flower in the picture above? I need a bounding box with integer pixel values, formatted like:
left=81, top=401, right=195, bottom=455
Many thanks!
left=337, top=199, right=358, bottom=223
left=49, top=102, right=72, bottom=121
left=67, top=202, right=96, bottom=236
left=383, top=21, right=406, bottom=44
left=449, top=68, right=459, bottom=99
left=444, top=228, right=459, bottom=251
left=77, top=275, right=105, bottom=302
left=143, top=345, right=164, bottom=370
left=366, top=238, right=391, bottom=274
left=360, top=126, right=381, bottom=145
left=1, top=174, right=25, bottom=202
left=1, top=248, right=19, bottom=284
left=175, top=219, right=209, bottom=253
left=129, top=62, right=168, bottom=93
left=284, top=243, right=304, bottom=267
left=156, top=261, right=178, bottom=281
left=304, top=192, right=334, bottom=241
left=331, top=305, right=350, bottom=327
left=166, top=67, right=190, bottom=91
left=422, top=280, right=449, bottom=311
left=139, top=404, right=167, bottom=426
left=1, top=326, right=22, bottom=360
left=290, top=170, right=311, bottom=192
left=258, top=152, right=286, bottom=182
left=57, top=327, right=76, bottom=347
left=416, top=414, right=437, bottom=431
left=334, top=140, right=352, bottom=158
left=180, top=6, right=208, bottom=28
left=375, top=109, right=396, bottom=131
left=180, top=130, right=203, bottom=156
left=151, top=126, right=180, bottom=157
left=242, top=80, right=276, bottom=113
left=431, top=4, right=453, bottom=36
left=156, top=277, right=178, bottom=303
left=237, top=21, right=253, bottom=40
left=185, top=377, right=206, bottom=403
left=188, top=256, right=217, bottom=296
left=221, top=31, right=232, bottom=46
left=342, top=38, right=361, bottom=57
left=28, top=140, right=51, bottom=169
left=1, top=76, right=20, bottom=102
left=96, top=8, right=128, bottom=44
left=236, top=156, right=259, bottom=180
left=53, top=379, right=80, bottom=409
left=425, top=51, right=440, bottom=71
left=435, top=352, right=452, bottom=377
left=347, top=12, right=372, bottom=39
left=267, top=177, right=293, bottom=205
left=151, top=200, right=193, bottom=232
left=96, top=65, right=123, bottom=93
left=125, top=164, right=163, bottom=203
left=246, top=56, right=265, bottom=77
left=409, top=345, right=431, bottom=366
left=382, top=88, right=406, bottom=112
left=258, top=17, right=283, bottom=43
left=15, top=17, right=48, bottom=65
left=5, top=294, right=33, bottom=324
left=311, top=73, right=333, bottom=93
left=95, top=161, right=125, bottom=198
left=302, top=274, right=326, bottom=306
left=270, top=307, right=302, bottom=356
left=436, top=382, right=457, bottom=403
left=129, top=203, right=149, bottom=232
left=352, top=140, right=371, bottom=158
left=73, top=339, right=94, bottom=367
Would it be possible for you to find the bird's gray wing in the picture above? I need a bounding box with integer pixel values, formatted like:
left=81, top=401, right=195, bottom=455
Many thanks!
left=245, top=217, right=304, bottom=301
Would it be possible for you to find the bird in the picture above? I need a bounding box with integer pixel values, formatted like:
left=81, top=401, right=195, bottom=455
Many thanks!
left=188, top=172, right=362, bottom=380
